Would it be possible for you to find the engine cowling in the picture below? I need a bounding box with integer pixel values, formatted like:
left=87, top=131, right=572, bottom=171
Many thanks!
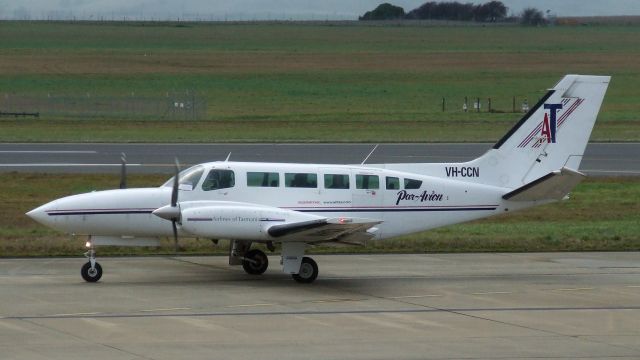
left=179, top=204, right=322, bottom=240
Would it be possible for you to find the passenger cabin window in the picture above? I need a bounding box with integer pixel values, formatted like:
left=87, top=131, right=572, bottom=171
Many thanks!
left=386, top=176, right=400, bottom=190
left=247, top=172, right=279, bottom=187
left=285, top=173, right=317, bottom=188
left=324, top=174, right=349, bottom=189
left=202, top=169, right=235, bottom=191
left=404, top=178, right=423, bottom=189
left=356, top=174, right=379, bottom=189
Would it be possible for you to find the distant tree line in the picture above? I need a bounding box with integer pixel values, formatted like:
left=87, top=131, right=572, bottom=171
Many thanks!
left=405, top=1, right=507, bottom=22
left=359, top=1, right=548, bottom=25
left=359, top=3, right=407, bottom=21
left=519, top=8, right=548, bottom=26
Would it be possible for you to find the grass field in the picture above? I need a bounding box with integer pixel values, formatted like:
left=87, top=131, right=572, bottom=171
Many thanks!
left=1, top=173, right=638, bottom=257
left=1, top=21, right=639, bottom=142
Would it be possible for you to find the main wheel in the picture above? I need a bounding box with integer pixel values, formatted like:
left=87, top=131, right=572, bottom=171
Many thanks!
left=242, top=249, right=269, bottom=275
left=81, top=262, right=102, bottom=282
left=292, top=257, right=318, bottom=284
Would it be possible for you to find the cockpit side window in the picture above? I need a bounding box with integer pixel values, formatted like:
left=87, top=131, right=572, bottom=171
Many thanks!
left=202, top=169, right=235, bottom=191
left=163, top=165, right=204, bottom=190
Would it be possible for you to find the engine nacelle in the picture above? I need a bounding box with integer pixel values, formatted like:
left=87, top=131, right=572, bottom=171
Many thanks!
left=180, top=205, right=321, bottom=240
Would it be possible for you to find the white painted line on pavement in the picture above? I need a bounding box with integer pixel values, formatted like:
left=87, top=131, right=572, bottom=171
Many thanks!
left=0, top=151, right=97, bottom=154
left=387, top=294, right=443, bottom=299
left=49, top=312, right=101, bottom=317
left=225, top=303, right=275, bottom=308
left=552, top=287, right=594, bottom=292
left=140, top=307, right=191, bottom=313
left=0, top=163, right=142, bottom=167
left=471, top=291, right=513, bottom=295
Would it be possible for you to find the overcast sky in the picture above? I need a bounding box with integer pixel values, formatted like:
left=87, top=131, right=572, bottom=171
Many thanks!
left=2, top=0, right=640, bottom=20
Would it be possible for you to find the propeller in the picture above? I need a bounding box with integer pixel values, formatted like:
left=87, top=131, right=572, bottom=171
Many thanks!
left=119, top=153, right=127, bottom=189
left=171, top=158, right=180, bottom=253
left=152, top=158, right=181, bottom=253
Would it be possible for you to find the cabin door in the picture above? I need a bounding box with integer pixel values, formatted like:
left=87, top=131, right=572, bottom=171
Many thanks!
left=350, top=169, right=384, bottom=210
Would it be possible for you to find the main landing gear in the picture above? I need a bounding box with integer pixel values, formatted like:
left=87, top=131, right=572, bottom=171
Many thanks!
left=231, top=241, right=320, bottom=283
left=81, top=246, right=102, bottom=282
left=230, top=240, right=270, bottom=276
left=281, top=243, right=319, bottom=284
left=242, top=249, right=269, bottom=275
left=291, top=257, right=318, bottom=284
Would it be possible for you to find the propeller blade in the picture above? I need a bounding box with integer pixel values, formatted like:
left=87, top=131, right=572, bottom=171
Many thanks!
left=171, top=158, right=180, bottom=207
left=119, top=153, right=127, bottom=189
left=172, top=220, right=179, bottom=253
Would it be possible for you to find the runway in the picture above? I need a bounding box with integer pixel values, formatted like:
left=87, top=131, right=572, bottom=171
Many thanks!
left=1, top=142, right=639, bottom=176
left=1, top=252, right=639, bottom=359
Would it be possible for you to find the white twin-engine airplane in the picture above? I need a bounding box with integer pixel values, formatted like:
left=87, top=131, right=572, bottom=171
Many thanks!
left=27, top=75, right=609, bottom=283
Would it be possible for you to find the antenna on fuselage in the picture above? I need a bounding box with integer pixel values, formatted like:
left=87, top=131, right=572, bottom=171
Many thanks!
left=224, top=152, right=232, bottom=162
left=119, top=153, right=127, bottom=189
left=361, top=144, right=379, bottom=165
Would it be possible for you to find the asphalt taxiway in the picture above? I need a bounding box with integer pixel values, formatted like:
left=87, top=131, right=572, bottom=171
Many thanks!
left=1, top=252, right=639, bottom=359
left=1, top=142, right=639, bottom=176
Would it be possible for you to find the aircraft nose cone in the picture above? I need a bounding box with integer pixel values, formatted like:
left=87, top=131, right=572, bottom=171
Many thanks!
left=26, top=203, right=52, bottom=226
left=152, top=205, right=180, bottom=221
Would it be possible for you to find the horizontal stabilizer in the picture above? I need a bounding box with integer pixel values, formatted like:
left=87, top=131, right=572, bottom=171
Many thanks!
left=502, top=167, right=585, bottom=201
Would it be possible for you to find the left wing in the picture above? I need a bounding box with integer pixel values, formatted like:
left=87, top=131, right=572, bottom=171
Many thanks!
left=266, top=217, right=382, bottom=244
left=178, top=201, right=381, bottom=244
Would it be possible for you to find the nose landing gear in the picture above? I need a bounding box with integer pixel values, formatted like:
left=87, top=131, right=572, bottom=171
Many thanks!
left=81, top=244, right=102, bottom=282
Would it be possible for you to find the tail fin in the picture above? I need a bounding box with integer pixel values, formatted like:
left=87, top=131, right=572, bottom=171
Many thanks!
left=467, top=74, right=610, bottom=189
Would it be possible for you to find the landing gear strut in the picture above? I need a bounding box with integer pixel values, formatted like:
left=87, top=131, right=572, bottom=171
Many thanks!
left=81, top=246, right=102, bottom=282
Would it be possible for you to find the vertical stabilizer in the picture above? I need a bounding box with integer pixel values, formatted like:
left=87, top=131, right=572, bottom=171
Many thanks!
left=465, top=74, right=609, bottom=188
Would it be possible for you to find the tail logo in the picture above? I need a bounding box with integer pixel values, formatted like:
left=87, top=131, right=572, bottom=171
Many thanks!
left=517, top=98, right=583, bottom=148
left=541, top=103, right=563, bottom=143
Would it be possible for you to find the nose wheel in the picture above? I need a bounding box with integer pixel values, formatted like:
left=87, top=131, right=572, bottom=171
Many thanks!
left=81, top=247, right=102, bottom=282
left=81, top=261, right=102, bottom=282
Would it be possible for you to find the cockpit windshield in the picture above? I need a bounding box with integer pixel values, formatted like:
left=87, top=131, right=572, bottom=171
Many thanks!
left=162, top=165, right=204, bottom=190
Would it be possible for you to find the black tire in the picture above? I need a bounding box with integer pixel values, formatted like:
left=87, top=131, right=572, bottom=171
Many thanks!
left=81, top=262, right=102, bottom=282
left=292, top=257, right=318, bottom=284
left=242, top=249, right=269, bottom=275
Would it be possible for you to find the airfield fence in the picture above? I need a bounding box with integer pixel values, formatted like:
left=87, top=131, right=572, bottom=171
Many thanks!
left=441, top=96, right=535, bottom=114
left=0, top=91, right=206, bottom=120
